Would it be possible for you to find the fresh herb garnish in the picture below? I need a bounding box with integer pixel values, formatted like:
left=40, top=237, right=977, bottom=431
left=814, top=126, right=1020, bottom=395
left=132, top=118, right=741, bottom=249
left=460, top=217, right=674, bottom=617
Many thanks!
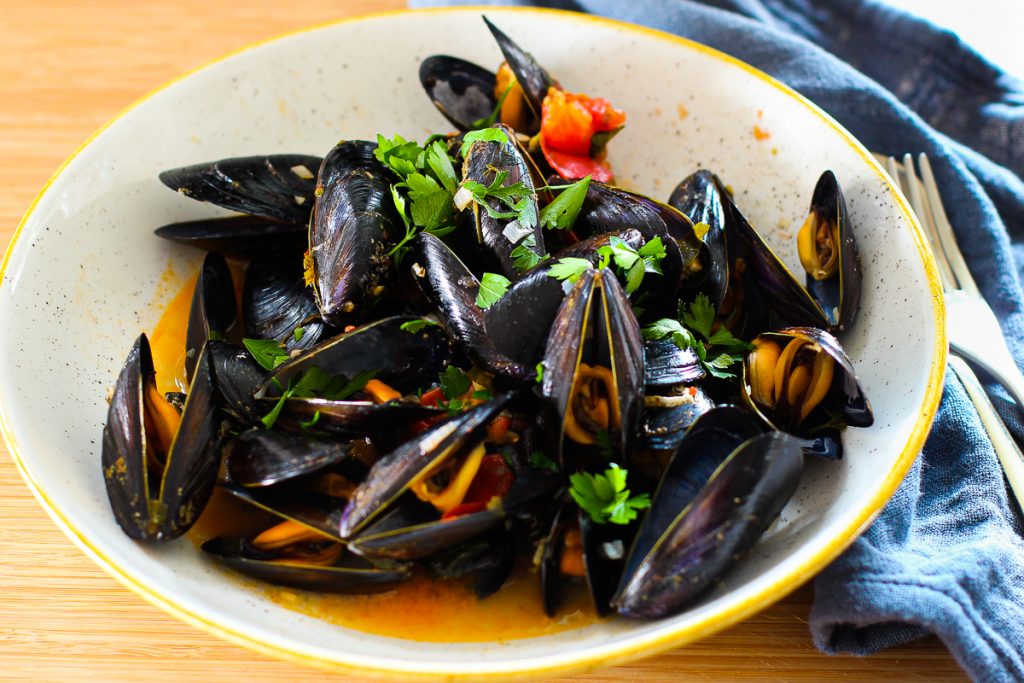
left=538, top=175, right=591, bottom=231
left=458, top=169, right=538, bottom=229
left=373, top=134, right=460, bottom=265
left=459, top=127, right=511, bottom=158
left=569, top=465, right=651, bottom=525
left=641, top=294, right=752, bottom=379
left=510, top=233, right=547, bottom=273
left=243, top=338, right=291, bottom=371
left=437, top=365, right=473, bottom=414
left=535, top=361, right=544, bottom=383
left=298, top=410, right=321, bottom=430
left=546, top=257, right=592, bottom=285
left=400, top=318, right=439, bottom=334
left=261, top=367, right=376, bottom=429
left=292, top=326, right=305, bottom=342
left=597, top=236, right=667, bottom=294
left=529, top=451, right=560, bottom=473
left=475, top=272, right=512, bottom=309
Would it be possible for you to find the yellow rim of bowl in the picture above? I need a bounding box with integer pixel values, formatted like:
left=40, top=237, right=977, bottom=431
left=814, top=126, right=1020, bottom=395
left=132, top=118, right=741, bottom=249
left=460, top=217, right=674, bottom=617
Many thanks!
left=0, top=5, right=946, bottom=680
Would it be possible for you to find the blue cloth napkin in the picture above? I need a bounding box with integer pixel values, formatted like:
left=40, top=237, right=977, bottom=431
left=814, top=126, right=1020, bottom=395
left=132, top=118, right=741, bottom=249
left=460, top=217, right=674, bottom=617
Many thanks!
left=412, top=0, right=1024, bottom=679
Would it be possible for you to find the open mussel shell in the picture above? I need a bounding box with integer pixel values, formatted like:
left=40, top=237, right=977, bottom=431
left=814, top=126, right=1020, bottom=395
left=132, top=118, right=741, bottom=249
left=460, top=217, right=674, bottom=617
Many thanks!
left=225, top=429, right=360, bottom=488
left=420, top=55, right=498, bottom=131
left=207, top=340, right=265, bottom=426
left=460, top=124, right=545, bottom=277
left=185, top=251, right=237, bottom=382
left=339, top=394, right=512, bottom=539
left=102, top=335, right=223, bottom=542
left=668, top=170, right=729, bottom=310
left=426, top=530, right=516, bottom=599
left=154, top=215, right=306, bottom=257
left=244, top=251, right=330, bottom=353
left=614, top=429, right=803, bottom=619
left=485, top=230, right=644, bottom=368
left=309, top=140, right=401, bottom=327
left=542, top=267, right=644, bottom=464
left=274, top=399, right=443, bottom=440
left=411, top=232, right=533, bottom=383
left=201, top=537, right=410, bottom=594
left=159, top=154, right=322, bottom=224
left=799, top=171, right=861, bottom=331
left=741, top=326, right=873, bottom=436
left=223, top=480, right=353, bottom=542
left=483, top=17, right=554, bottom=119
left=260, top=316, right=450, bottom=397
left=351, top=469, right=556, bottom=561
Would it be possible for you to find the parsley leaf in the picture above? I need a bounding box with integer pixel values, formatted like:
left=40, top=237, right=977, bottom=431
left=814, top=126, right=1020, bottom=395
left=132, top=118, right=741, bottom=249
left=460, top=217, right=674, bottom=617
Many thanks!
left=292, top=326, right=305, bottom=342
left=298, top=410, right=321, bottom=430
left=400, top=319, right=439, bottom=334
left=459, top=170, right=538, bottom=229
left=595, top=236, right=668, bottom=294
left=243, top=339, right=291, bottom=371
left=569, top=465, right=651, bottom=525
left=476, top=272, right=511, bottom=309
left=439, top=365, right=471, bottom=401
left=459, top=127, right=510, bottom=158
left=529, top=451, right=560, bottom=472
left=638, top=236, right=667, bottom=275
left=426, top=140, right=458, bottom=193
left=681, top=293, right=716, bottom=339
left=374, top=133, right=423, bottom=177
left=535, top=361, right=544, bottom=383
left=510, top=233, right=546, bottom=273
left=538, top=175, right=591, bottom=231
left=546, top=257, right=592, bottom=284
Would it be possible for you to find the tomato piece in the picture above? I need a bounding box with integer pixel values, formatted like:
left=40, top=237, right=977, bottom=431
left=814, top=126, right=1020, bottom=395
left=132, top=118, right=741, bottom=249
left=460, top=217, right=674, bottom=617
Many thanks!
left=441, top=501, right=487, bottom=520
left=541, top=135, right=614, bottom=183
left=540, top=88, right=593, bottom=156
left=581, top=96, right=626, bottom=132
left=439, top=454, right=515, bottom=521
left=420, top=386, right=444, bottom=407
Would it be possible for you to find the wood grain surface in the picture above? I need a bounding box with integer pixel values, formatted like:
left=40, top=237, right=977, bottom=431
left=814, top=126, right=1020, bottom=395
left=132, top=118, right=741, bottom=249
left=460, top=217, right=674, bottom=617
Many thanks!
left=0, top=1, right=967, bottom=681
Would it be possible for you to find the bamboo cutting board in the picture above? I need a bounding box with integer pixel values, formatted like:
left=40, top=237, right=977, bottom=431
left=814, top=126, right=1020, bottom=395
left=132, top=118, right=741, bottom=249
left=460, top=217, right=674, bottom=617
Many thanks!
left=0, top=1, right=966, bottom=680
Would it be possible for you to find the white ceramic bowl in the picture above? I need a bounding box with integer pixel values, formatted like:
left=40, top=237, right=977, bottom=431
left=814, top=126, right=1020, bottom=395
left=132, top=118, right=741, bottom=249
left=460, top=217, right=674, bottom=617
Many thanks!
left=1, top=7, right=944, bottom=680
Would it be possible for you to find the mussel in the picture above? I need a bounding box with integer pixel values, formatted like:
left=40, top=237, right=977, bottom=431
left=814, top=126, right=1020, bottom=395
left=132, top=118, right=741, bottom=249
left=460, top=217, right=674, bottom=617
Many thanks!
left=419, top=55, right=498, bottom=132
left=154, top=215, right=306, bottom=257
left=742, top=326, right=873, bottom=436
left=614, top=411, right=802, bottom=618
left=158, top=154, right=322, bottom=224
left=244, top=250, right=330, bottom=353
left=541, top=267, right=644, bottom=465
left=102, top=335, right=224, bottom=541
left=185, top=251, right=237, bottom=382
left=308, top=140, right=401, bottom=326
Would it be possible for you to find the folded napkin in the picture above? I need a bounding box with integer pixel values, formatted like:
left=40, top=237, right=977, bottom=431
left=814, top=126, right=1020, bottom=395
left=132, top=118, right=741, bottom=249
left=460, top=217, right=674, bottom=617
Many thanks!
left=411, top=0, right=1024, bottom=679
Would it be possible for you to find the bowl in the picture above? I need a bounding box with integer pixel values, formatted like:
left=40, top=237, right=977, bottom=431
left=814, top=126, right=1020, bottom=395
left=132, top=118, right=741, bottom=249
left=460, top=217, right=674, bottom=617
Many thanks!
left=0, top=6, right=944, bottom=680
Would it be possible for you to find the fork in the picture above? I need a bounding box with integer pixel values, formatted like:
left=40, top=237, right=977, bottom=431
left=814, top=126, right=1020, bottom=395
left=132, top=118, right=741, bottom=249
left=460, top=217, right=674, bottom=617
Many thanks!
left=882, top=152, right=1024, bottom=510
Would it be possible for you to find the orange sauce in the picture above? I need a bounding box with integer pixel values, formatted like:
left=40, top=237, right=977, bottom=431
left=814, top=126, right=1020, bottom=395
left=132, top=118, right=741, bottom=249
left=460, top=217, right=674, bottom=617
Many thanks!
left=157, top=269, right=602, bottom=642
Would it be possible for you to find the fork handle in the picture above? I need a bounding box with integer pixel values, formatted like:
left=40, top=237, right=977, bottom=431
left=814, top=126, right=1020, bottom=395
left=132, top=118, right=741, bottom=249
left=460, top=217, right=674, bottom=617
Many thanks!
left=949, top=355, right=1024, bottom=515
left=951, top=340, right=1024, bottom=416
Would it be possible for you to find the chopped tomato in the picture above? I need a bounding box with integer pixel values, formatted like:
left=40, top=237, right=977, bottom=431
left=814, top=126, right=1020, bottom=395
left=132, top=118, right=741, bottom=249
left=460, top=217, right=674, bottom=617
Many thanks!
left=540, top=87, right=625, bottom=182
left=486, top=414, right=511, bottom=443
left=541, top=135, right=614, bottom=183
left=420, top=386, right=445, bottom=407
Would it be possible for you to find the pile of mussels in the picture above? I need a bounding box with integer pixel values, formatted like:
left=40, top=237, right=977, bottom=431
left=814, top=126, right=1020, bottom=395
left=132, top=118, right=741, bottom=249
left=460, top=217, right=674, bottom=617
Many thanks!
left=101, top=18, right=872, bottom=620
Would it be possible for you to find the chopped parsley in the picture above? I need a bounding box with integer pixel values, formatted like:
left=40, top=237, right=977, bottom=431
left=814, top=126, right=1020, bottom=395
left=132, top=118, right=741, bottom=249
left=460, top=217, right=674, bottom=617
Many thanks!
left=475, top=272, right=511, bottom=309
left=459, top=127, right=513, bottom=158
left=437, top=365, right=472, bottom=414
left=373, top=134, right=460, bottom=265
left=399, top=318, right=439, bottom=334
left=546, top=257, right=592, bottom=284
left=243, top=338, right=291, bottom=371
left=641, top=293, right=752, bottom=379
left=538, top=175, right=591, bottom=231
left=510, top=233, right=547, bottom=273
left=458, top=169, right=538, bottom=229
left=570, top=465, right=651, bottom=525
left=529, top=451, right=560, bottom=473
left=545, top=236, right=667, bottom=295
left=261, top=367, right=376, bottom=429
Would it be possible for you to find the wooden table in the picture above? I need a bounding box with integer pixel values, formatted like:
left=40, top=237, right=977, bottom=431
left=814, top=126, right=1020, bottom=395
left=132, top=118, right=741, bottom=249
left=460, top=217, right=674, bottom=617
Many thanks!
left=0, top=1, right=967, bottom=680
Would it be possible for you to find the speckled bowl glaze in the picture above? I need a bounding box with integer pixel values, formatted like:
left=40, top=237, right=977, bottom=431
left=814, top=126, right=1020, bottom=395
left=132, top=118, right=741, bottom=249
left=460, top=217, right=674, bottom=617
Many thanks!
left=0, top=7, right=944, bottom=680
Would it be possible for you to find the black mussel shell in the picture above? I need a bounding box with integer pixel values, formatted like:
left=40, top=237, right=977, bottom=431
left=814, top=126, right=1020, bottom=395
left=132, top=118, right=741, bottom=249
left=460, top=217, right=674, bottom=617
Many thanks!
left=309, top=140, right=401, bottom=327
left=800, top=171, right=861, bottom=331
left=154, top=216, right=306, bottom=257
left=614, top=429, right=803, bottom=619
left=225, top=429, right=357, bottom=487
left=420, top=55, right=498, bottom=131
left=223, top=482, right=353, bottom=542
left=580, top=510, right=638, bottom=616
left=159, top=155, right=321, bottom=224
left=185, top=252, right=237, bottom=382
left=244, top=251, right=329, bottom=353
left=637, top=387, right=718, bottom=455
left=426, top=531, right=515, bottom=599
left=260, top=316, right=450, bottom=398
left=207, top=340, right=265, bottom=426
left=349, top=469, right=556, bottom=561
left=644, top=339, right=704, bottom=390
left=411, top=232, right=533, bottom=383
left=485, top=230, right=644, bottom=368
left=102, top=335, right=223, bottom=541
left=668, top=170, right=728, bottom=310
left=201, top=537, right=409, bottom=594
left=742, top=326, right=873, bottom=433
left=460, top=124, right=545, bottom=277
left=483, top=17, right=554, bottom=119
left=273, top=398, right=443, bottom=440
left=542, top=268, right=644, bottom=464
left=339, top=395, right=512, bottom=538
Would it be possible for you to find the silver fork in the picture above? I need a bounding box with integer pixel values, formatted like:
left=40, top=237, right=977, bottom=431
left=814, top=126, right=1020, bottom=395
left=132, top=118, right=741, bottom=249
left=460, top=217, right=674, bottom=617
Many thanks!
left=881, top=152, right=1024, bottom=510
